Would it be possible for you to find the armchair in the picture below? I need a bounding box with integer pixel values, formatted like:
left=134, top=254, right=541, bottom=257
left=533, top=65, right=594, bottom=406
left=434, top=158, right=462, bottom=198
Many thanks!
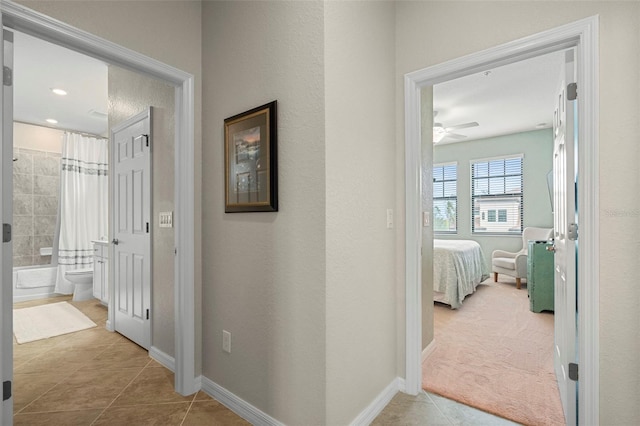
left=491, top=227, right=553, bottom=289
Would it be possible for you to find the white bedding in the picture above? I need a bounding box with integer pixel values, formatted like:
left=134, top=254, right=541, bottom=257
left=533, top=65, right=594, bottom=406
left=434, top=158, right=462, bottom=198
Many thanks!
left=433, top=239, right=488, bottom=309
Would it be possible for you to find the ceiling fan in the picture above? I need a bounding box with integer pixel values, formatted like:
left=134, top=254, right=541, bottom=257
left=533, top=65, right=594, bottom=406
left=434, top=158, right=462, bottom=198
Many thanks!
left=433, top=111, right=479, bottom=143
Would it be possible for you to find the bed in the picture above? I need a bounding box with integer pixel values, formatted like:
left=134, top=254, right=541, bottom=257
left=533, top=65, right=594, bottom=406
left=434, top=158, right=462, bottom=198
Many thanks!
left=433, top=239, right=488, bottom=309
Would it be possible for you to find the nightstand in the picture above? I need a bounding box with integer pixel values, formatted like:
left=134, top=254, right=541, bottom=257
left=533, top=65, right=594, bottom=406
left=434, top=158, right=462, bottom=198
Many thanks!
left=527, top=241, right=555, bottom=313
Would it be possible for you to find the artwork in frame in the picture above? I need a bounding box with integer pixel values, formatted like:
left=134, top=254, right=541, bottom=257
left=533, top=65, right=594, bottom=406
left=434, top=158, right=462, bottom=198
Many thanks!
left=224, top=101, right=278, bottom=212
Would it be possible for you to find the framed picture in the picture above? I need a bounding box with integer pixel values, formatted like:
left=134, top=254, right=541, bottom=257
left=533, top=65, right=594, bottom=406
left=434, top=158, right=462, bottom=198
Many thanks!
left=224, top=101, right=278, bottom=212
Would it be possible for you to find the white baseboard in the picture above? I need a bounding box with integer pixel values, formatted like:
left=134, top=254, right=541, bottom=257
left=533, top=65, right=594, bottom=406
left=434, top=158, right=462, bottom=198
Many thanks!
left=200, top=376, right=283, bottom=426
left=350, top=377, right=403, bottom=426
left=149, top=346, right=175, bottom=372
left=422, top=339, right=436, bottom=363
left=397, top=377, right=406, bottom=393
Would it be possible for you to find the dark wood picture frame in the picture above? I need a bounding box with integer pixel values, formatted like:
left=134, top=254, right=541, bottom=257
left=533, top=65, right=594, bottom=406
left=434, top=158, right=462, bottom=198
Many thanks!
left=224, top=101, right=278, bottom=212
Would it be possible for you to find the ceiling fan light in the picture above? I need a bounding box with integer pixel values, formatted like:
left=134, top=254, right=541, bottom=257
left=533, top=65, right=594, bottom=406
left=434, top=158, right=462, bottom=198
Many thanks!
left=433, top=124, right=446, bottom=143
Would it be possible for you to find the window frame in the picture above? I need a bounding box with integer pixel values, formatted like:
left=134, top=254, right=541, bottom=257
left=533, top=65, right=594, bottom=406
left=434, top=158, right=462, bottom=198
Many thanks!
left=432, top=161, right=458, bottom=234
left=470, top=154, right=524, bottom=235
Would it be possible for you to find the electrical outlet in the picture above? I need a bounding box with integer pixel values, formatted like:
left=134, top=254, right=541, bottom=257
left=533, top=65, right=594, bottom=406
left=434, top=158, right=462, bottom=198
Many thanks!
left=222, top=330, right=231, bottom=353
left=386, top=209, right=394, bottom=229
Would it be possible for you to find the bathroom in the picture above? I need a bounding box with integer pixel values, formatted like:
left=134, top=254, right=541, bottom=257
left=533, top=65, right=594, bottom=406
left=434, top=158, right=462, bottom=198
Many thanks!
left=12, top=31, right=109, bottom=304
left=10, top=24, right=177, bottom=356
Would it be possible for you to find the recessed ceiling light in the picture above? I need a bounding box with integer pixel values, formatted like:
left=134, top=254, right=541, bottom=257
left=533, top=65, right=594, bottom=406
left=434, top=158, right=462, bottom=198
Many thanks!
left=51, top=88, right=67, bottom=96
left=46, top=118, right=58, bottom=124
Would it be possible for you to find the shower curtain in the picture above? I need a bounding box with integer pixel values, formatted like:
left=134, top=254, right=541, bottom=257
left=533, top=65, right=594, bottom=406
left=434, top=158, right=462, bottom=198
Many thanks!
left=54, top=132, right=108, bottom=295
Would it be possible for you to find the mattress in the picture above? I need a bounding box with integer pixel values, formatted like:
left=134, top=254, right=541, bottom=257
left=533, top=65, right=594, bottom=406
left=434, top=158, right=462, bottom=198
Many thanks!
left=433, top=239, right=488, bottom=309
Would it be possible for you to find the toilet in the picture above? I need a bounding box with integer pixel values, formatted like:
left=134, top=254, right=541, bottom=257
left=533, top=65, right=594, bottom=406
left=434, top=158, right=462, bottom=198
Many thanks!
left=65, top=268, right=94, bottom=301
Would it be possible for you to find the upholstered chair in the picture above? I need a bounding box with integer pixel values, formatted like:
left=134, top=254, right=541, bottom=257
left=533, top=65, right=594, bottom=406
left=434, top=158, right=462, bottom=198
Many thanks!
left=491, top=227, right=553, bottom=289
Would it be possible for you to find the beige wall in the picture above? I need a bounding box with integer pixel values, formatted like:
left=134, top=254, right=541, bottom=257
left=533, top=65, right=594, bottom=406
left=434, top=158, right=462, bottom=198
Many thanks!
left=18, top=0, right=204, bottom=374
left=396, top=2, right=640, bottom=423
left=13, top=1, right=640, bottom=423
left=108, top=66, right=175, bottom=357
left=324, top=1, right=397, bottom=424
left=201, top=1, right=326, bottom=424
left=13, top=122, right=63, bottom=152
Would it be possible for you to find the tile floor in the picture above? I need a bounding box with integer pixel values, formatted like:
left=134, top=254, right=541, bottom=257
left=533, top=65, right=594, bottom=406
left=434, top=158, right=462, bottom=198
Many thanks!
left=373, top=391, right=521, bottom=425
left=13, top=296, right=518, bottom=425
left=12, top=296, right=249, bottom=425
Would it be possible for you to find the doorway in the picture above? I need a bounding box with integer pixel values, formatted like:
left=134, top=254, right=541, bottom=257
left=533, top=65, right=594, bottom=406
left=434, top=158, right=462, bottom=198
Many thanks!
left=403, top=16, right=599, bottom=425
left=1, top=4, right=196, bottom=422
left=424, top=49, right=567, bottom=425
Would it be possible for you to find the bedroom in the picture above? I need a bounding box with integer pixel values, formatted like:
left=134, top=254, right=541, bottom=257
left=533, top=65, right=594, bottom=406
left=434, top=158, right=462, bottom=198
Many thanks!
left=422, top=50, right=566, bottom=425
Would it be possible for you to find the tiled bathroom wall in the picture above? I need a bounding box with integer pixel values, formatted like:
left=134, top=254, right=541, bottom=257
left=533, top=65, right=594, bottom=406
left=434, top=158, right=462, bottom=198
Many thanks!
left=13, top=147, right=61, bottom=267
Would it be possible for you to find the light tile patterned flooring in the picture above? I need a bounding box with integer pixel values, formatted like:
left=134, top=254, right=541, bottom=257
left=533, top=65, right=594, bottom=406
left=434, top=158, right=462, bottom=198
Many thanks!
left=373, top=391, right=520, bottom=425
left=12, top=296, right=248, bottom=425
left=14, top=296, right=518, bottom=425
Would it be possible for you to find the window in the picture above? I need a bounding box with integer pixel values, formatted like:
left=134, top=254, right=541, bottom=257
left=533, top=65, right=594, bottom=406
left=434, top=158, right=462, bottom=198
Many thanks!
left=433, top=163, right=457, bottom=233
left=471, top=156, right=523, bottom=234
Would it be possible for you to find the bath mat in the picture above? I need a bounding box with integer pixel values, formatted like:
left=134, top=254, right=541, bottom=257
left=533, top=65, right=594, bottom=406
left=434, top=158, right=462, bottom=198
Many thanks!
left=13, top=301, right=97, bottom=344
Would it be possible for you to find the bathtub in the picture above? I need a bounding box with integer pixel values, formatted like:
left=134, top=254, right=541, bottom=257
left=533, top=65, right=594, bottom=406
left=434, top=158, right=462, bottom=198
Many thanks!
left=13, top=265, right=59, bottom=302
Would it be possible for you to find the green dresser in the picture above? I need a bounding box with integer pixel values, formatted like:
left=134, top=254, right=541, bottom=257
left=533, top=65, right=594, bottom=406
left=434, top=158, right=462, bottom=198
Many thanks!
left=527, top=241, right=555, bottom=313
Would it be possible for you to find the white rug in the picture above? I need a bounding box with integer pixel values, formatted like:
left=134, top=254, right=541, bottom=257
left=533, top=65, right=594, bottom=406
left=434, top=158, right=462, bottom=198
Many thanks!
left=13, top=301, right=97, bottom=344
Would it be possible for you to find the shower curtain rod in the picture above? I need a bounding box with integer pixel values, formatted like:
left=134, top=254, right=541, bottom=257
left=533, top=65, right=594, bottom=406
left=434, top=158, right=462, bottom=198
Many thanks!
left=14, top=120, right=108, bottom=139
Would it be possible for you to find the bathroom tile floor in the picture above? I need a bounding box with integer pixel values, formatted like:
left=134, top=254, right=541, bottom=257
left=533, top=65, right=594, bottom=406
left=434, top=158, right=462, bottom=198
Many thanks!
left=13, top=296, right=518, bottom=425
left=12, top=296, right=249, bottom=425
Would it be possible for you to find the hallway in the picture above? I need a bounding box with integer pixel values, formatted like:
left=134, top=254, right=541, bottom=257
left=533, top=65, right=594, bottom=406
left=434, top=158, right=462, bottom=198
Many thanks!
left=12, top=296, right=248, bottom=425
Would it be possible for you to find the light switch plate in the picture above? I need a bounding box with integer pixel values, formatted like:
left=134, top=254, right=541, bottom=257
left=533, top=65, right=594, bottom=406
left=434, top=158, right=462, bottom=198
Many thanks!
left=159, top=211, right=173, bottom=228
left=422, top=211, right=430, bottom=227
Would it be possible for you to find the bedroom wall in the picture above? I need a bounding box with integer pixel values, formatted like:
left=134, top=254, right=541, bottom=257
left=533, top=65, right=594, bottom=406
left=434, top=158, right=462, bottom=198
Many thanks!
left=420, top=87, right=435, bottom=350
left=396, top=2, right=640, bottom=423
left=433, top=129, right=554, bottom=269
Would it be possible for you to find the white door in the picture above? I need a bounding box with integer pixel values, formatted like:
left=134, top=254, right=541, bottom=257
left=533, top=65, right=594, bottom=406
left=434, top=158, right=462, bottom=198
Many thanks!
left=552, top=49, right=577, bottom=426
left=111, top=109, right=152, bottom=349
left=0, top=28, right=13, bottom=425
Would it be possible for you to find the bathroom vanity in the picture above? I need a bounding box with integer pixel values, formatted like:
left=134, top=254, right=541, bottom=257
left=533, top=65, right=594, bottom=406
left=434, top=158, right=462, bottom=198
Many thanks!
left=92, top=240, right=109, bottom=305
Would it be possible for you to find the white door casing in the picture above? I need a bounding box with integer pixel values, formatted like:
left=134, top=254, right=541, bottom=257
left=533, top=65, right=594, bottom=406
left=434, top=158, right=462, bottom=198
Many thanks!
left=404, top=17, right=599, bottom=425
left=0, top=27, right=13, bottom=425
left=1, top=1, right=196, bottom=396
left=111, top=108, right=152, bottom=350
left=552, top=49, right=577, bottom=425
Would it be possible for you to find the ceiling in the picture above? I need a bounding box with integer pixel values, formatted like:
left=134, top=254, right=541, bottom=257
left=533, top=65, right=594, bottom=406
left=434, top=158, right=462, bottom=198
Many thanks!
left=12, top=29, right=563, bottom=143
left=433, top=50, right=565, bottom=144
left=13, top=31, right=108, bottom=136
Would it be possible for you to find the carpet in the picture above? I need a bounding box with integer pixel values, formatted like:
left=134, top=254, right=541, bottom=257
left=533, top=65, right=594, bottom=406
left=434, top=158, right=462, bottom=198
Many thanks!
left=423, top=279, right=565, bottom=426
left=13, top=301, right=97, bottom=344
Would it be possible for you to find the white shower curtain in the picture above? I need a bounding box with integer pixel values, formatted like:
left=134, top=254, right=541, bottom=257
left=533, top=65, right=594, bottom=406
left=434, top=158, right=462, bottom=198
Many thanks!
left=54, top=132, right=108, bottom=295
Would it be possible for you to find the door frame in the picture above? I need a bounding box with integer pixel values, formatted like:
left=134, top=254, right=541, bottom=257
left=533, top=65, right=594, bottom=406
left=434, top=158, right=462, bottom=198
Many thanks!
left=403, top=16, right=599, bottom=424
left=0, top=2, right=197, bottom=395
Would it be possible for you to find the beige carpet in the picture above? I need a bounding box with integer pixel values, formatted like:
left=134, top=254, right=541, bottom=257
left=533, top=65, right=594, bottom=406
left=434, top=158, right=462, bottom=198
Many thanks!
left=13, top=301, right=97, bottom=344
left=423, top=279, right=565, bottom=426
